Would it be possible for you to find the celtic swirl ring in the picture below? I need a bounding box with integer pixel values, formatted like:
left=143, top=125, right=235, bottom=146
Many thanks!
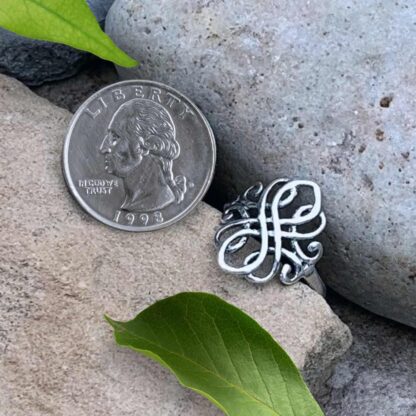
left=215, top=178, right=327, bottom=296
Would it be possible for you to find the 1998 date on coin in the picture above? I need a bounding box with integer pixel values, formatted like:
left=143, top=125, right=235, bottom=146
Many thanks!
left=113, top=210, right=164, bottom=226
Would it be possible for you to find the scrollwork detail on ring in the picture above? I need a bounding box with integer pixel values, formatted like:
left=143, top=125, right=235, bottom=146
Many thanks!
left=215, top=179, right=326, bottom=285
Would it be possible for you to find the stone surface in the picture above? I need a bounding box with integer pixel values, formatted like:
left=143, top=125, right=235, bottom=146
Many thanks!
left=106, top=0, right=416, bottom=327
left=0, top=0, right=115, bottom=86
left=0, top=74, right=351, bottom=415
left=322, top=292, right=416, bottom=416
left=91, top=0, right=116, bottom=24
left=32, top=60, right=118, bottom=113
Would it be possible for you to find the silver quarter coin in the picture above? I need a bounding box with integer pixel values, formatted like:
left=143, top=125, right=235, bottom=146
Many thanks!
left=63, top=80, right=216, bottom=231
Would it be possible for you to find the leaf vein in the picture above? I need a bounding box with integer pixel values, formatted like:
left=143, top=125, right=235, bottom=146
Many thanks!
left=182, top=300, right=221, bottom=374
left=237, top=320, right=276, bottom=409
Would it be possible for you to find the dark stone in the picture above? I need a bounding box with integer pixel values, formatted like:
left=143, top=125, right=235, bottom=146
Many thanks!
left=0, top=0, right=115, bottom=86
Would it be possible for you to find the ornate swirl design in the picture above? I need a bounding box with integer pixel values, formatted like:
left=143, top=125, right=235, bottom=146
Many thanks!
left=215, top=179, right=326, bottom=285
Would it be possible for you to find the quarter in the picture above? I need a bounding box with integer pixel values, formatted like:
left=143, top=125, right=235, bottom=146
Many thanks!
left=63, top=80, right=216, bottom=231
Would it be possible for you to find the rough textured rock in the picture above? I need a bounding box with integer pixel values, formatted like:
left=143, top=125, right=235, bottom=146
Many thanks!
left=32, top=60, right=118, bottom=113
left=0, top=74, right=351, bottom=415
left=90, top=0, right=116, bottom=24
left=106, top=0, right=416, bottom=327
left=0, top=0, right=115, bottom=86
left=322, top=292, right=416, bottom=416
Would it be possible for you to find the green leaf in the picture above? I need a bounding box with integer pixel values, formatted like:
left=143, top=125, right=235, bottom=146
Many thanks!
left=0, top=0, right=137, bottom=67
left=106, top=292, right=324, bottom=416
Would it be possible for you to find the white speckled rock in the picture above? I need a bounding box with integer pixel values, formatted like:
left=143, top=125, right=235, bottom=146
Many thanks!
left=106, top=0, right=416, bottom=327
left=0, top=74, right=351, bottom=415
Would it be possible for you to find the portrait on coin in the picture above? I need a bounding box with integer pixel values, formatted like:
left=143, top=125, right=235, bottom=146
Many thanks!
left=99, top=98, right=187, bottom=212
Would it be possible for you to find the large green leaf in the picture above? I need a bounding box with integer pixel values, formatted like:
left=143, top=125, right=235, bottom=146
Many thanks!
left=0, top=0, right=137, bottom=67
left=106, top=292, right=324, bottom=416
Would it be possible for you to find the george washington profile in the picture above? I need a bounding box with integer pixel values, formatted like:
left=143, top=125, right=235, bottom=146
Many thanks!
left=99, top=98, right=187, bottom=212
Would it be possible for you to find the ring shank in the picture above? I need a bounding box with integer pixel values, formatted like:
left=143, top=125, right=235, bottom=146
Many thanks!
left=302, top=268, right=326, bottom=297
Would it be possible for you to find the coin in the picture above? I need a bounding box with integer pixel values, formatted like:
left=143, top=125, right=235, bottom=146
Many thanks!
left=63, top=80, right=216, bottom=231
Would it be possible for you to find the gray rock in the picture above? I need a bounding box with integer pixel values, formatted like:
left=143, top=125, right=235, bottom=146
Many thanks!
left=0, top=74, right=351, bottom=415
left=91, top=0, right=116, bottom=24
left=32, top=60, right=118, bottom=113
left=106, top=0, right=416, bottom=327
left=322, top=293, right=416, bottom=416
left=0, top=0, right=115, bottom=86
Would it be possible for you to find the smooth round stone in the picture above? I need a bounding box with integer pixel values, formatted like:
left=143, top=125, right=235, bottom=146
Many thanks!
left=106, top=0, right=416, bottom=327
left=0, top=0, right=115, bottom=86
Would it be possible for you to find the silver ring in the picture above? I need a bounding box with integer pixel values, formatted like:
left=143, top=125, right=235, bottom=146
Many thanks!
left=214, top=178, right=327, bottom=296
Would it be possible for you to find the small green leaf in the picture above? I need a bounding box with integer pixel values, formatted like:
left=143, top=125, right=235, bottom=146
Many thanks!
left=0, top=0, right=137, bottom=67
left=106, top=292, right=324, bottom=416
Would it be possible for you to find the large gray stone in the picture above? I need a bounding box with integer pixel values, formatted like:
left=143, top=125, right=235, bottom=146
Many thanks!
left=0, top=74, right=351, bottom=415
left=106, top=0, right=416, bottom=327
left=0, top=0, right=115, bottom=86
